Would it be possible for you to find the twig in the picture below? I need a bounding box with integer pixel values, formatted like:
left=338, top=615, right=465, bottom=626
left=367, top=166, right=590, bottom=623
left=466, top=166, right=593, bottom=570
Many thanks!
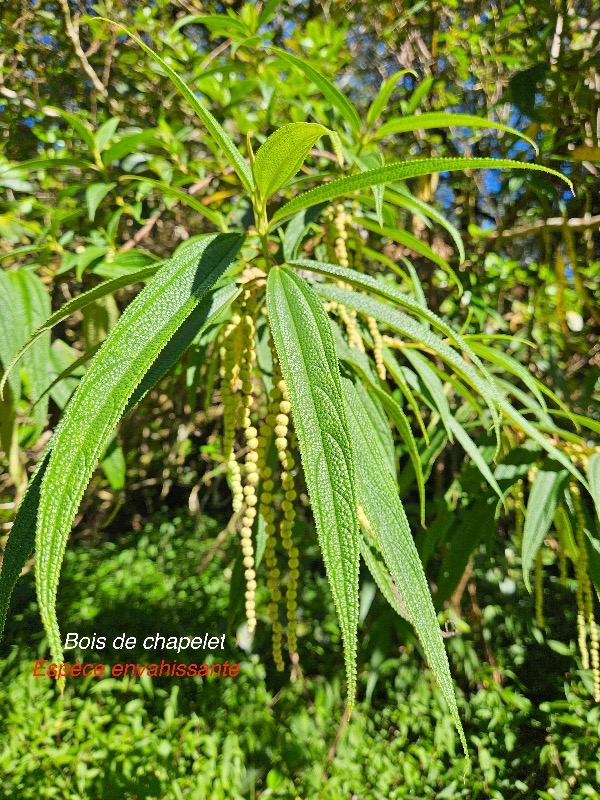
left=485, top=213, right=600, bottom=241
left=58, top=0, right=108, bottom=97
left=322, top=704, right=351, bottom=781
left=119, top=211, right=162, bottom=252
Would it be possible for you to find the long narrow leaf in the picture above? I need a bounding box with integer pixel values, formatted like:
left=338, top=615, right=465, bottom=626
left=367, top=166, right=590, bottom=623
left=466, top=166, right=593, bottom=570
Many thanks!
left=122, top=177, right=226, bottom=229
left=34, top=233, right=243, bottom=677
left=366, top=70, right=417, bottom=128
left=522, top=462, right=569, bottom=590
left=372, top=112, right=538, bottom=153
left=271, top=158, right=572, bottom=226
left=267, top=267, right=360, bottom=704
left=342, top=378, right=468, bottom=757
left=0, top=448, right=51, bottom=641
left=97, top=19, right=254, bottom=193
left=448, top=417, right=506, bottom=507
left=359, top=216, right=461, bottom=291
left=589, top=454, right=600, bottom=519
left=291, top=258, right=485, bottom=373
left=314, top=282, right=502, bottom=450
left=270, top=48, right=361, bottom=136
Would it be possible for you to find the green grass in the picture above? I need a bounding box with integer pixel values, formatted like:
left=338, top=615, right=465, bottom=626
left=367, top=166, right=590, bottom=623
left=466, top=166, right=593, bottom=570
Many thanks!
left=1, top=511, right=599, bottom=799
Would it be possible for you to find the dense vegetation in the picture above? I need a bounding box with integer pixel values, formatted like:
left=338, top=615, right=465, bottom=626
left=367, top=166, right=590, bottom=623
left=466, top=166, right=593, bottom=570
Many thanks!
left=0, top=1, right=599, bottom=797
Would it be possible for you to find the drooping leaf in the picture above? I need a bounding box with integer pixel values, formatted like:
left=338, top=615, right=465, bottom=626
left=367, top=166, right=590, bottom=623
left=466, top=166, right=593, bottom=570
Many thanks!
left=0, top=446, right=51, bottom=642
left=342, top=378, right=468, bottom=757
left=124, top=283, right=241, bottom=413
left=498, top=398, right=587, bottom=486
left=447, top=417, right=506, bottom=507
left=332, top=334, right=426, bottom=525
left=382, top=185, right=465, bottom=264
left=33, top=233, right=244, bottom=676
left=522, top=461, right=569, bottom=591
left=43, top=107, right=96, bottom=153
left=270, top=48, right=362, bottom=136
left=168, top=13, right=248, bottom=37
left=96, top=19, right=254, bottom=193
left=271, top=157, right=572, bottom=226
left=253, top=123, right=335, bottom=200
left=266, top=267, right=359, bottom=704
left=314, top=282, right=502, bottom=449
left=102, top=131, right=159, bottom=165
left=290, top=258, right=485, bottom=373
left=373, top=112, right=538, bottom=153
left=403, top=349, right=454, bottom=440
left=359, top=535, right=410, bottom=622
left=360, top=215, right=460, bottom=290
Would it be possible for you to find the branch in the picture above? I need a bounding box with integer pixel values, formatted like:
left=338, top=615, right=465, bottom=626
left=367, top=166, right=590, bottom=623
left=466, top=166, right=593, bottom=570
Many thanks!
left=58, top=0, right=108, bottom=97
left=484, top=213, right=600, bottom=241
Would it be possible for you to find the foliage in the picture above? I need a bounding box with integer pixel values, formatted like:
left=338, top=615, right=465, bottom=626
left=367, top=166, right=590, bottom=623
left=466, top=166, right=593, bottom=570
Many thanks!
left=2, top=509, right=600, bottom=799
left=0, top=0, right=599, bottom=774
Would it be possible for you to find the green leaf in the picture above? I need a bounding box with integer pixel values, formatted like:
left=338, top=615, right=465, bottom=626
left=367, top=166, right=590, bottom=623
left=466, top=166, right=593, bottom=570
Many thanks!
left=314, top=282, right=502, bottom=450
left=124, top=283, right=241, bottom=413
left=383, top=186, right=465, bottom=264
left=366, top=70, right=417, bottom=129
left=359, top=535, right=410, bottom=622
left=253, top=123, right=334, bottom=200
left=587, top=453, right=600, bottom=521
left=436, top=495, right=497, bottom=605
left=498, top=397, right=587, bottom=486
left=102, top=131, right=159, bottom=165
left=359, top=216, right=461, bottom=291
left=43, top=107, right=96, bottom=153
left=123, top=176, right=226, bottom=230
left=0, top=447, right=51, bottom=642
left=373, top=112, right=538, bottom=153
left=95, top=117, right=121, bottom=153
left=0, top=263, right=161, bottom=399
left=270, top=48, right=362, bottom=136
left=270, top=158, right=572, bottom=226
left=469, top=342, right=548, bottom=412
left=447, top=417, right=505, bottom=507
left=34, top=233, right=244, bottom=676
left=331, top=332, right=426, bottom=525
left=522, top=461, right=569, bottom=591
left=403, top=349, right=454, bottom=440
left=290, top=258, right=481, bottom=367
left=342, top=378, right=467, bottom=758
left=266, top=267, right=359, bottom=705
left=405, top=76, right=434, bottom=114
left=100, top=433, right=126, bottom=491
left=0, top=270, right=51, bottom=434
left=282, top=204, right=327, bottom=261
left=97, top=19, right=254, bottom=193
left=168, top=13, right=248, bottom=37
left=86, top=182, right=116, bottom=222
left=17, top=156, right=94, bottom=172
